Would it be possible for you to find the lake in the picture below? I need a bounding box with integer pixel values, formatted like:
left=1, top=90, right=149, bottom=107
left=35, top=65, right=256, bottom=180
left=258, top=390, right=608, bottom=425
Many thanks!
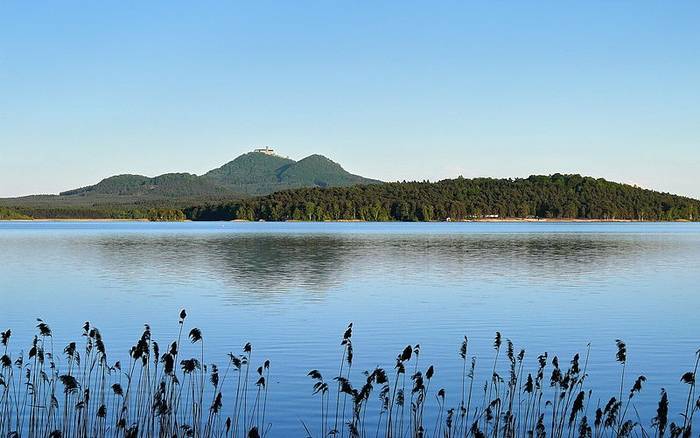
left=1, top=221, right=698, bottom=435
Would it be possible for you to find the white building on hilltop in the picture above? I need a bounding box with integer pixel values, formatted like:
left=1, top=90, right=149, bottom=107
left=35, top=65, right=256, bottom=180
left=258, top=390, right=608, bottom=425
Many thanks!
left=253, top=146, right=277, bottom=156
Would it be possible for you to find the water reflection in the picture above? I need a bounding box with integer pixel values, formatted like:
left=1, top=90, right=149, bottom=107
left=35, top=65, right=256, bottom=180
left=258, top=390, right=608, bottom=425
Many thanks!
left=82, top=233, right=682, bottom=296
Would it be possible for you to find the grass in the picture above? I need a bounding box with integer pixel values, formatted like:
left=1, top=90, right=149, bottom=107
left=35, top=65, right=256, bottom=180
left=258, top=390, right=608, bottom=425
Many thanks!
left=1, top=313, right=698, bottom=437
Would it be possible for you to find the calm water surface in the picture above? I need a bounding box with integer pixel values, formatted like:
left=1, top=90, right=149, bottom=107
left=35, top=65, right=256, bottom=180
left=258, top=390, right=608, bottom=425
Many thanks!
left=1, top=221, right=699, bottom=434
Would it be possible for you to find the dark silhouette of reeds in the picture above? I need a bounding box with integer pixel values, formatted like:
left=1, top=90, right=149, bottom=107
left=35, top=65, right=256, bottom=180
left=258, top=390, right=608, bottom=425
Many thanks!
left=1, top=316, right=698, bottom=437
left=306, top=326, right=700, bottom=438
left=0, top=312, right=270, bottom=438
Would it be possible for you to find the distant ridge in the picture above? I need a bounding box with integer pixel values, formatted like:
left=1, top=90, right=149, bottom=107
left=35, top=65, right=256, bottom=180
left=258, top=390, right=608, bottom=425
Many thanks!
left=60, top=173, right=234, bottom=197
left=3, top=154, right=698, bottom=222
left=43, top=150, right=381, bottom=200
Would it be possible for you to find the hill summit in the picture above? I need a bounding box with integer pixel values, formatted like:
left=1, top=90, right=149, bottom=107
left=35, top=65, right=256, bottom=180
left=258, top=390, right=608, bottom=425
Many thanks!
left=203, top=152, right=378, bottom=195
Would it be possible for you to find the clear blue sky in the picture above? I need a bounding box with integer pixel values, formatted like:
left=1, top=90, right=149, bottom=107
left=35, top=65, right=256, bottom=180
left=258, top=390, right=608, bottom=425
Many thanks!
left=1, top=1, right=698, bottom=198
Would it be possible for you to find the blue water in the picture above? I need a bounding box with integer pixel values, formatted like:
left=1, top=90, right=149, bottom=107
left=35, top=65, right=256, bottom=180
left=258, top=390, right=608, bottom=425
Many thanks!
left=1, top=221, right=699, bottom=435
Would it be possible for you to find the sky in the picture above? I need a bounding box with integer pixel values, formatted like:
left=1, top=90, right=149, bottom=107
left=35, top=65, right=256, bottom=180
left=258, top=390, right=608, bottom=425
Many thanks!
left=1, top=1, right=699, bottom=198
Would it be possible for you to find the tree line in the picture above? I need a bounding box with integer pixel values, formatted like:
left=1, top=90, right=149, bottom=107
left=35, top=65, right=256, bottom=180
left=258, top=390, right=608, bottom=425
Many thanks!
left=183, top=174, right=700, bottom=222
left=5, top=206, right=185, bottom=221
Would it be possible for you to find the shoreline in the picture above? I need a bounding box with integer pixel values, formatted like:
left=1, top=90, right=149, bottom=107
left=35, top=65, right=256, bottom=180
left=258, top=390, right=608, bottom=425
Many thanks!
left=2, top=218, right=694, bottom=223
left=3, top=218, right=151, bottom=222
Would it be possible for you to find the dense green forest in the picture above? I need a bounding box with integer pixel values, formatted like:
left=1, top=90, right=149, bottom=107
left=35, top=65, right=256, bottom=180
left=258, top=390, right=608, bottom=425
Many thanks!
left=3, top=206, right=186, bottom=221
left=6, top=175, right=699, bottom=222
left=184, top=174, right=700, bottom=222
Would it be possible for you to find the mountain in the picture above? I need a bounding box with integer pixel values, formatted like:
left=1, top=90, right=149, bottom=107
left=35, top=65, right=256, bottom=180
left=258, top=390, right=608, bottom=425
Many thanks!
left=202, top=152, right=380, bottom=195
left=60, top=173, right=235, bottom=198
left=0, top=151, right=382, bottom=216
left=184, top=174, right=700, bottom=222
left=54, top=151, right=380, bottom=199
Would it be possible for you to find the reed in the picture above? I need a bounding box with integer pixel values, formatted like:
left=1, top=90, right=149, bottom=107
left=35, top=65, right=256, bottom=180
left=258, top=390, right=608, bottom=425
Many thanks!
left=0, top=316, right=698, bottom=438
left=306, top=325, right=699, bottom=438
left=0, top=313, right=269, bottom=438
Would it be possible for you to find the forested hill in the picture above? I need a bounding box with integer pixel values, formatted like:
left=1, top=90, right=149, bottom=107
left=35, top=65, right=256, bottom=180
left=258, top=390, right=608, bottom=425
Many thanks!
left=53, top=152, right=379, bottom=200
left=0, top=151, right=381, bottom=219
left=184, top=174, right=700, bottom=222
